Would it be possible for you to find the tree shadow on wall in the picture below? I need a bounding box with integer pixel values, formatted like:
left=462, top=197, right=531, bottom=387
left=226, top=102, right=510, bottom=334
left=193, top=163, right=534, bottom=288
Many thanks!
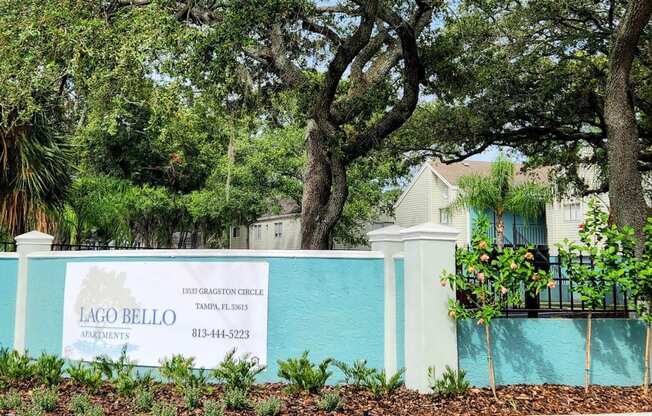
left=571, top=318, right=644, bottom=382
left=457, top=319, right=559, bottom=385
left=491, top=319, right=560, bottom=384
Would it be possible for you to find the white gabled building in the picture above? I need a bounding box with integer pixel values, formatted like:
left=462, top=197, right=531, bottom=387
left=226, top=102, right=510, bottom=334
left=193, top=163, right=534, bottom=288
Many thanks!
left=394, top=160, right=609, bottom=253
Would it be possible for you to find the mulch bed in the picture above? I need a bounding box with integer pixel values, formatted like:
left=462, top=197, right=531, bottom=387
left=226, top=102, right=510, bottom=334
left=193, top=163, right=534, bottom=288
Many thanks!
left=3, top=380, right=652, bottom=415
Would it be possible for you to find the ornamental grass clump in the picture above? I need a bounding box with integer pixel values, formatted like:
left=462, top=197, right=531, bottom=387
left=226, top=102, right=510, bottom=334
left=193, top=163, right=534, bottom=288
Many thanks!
left=558, top=198, right=637, bottom=393
left=441, top=215, right=549, bottom=398
left=255, top=396, right=282, bottom=416
left=317, top=392, right=344, bottom=412
left=31, top=386, right=58, bottom=411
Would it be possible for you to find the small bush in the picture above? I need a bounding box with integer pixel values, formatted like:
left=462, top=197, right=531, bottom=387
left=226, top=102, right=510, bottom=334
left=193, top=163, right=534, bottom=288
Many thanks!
left=67, top=362, right=103, bottom=393
left=31, top=386, right=58, bottom=411
left=33, top=353, right=64, bottom=386
left=16, top=405, right=44, bottom=416
left=69, top=394, right=92, bottom=415
left=363, top=369, right=404, bottom=397
left=182, top=385, right=203, bottom=409
left=255, top=396, right=282, bottom=416
left=335, top=360, right=375, bottom=387
left=202, top=399, right=224, bottom=416
left=277, top=351, right=332, bottom=393
left=159, top=355, right=207, bottom=390
left=213, top=349, right=265, bottom=392
left=222, top=387, right=250, bottom=410
left=3, top=350, right=34, bottom=381
left=133, top=386, right=154, bottom=412
left=428, top=366, right=470, bottom=397
left=151, top=402, right=178, bottom=416
left=317, top=392, right=344, bottom=412
left=84, top=405, right=105, bottom=416
left=0, top=389, right=22, bottom=410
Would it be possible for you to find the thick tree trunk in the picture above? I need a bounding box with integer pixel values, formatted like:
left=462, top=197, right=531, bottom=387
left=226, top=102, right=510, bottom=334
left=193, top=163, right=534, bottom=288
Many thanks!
left=604, top=0, right=652, bottom=251
left=301, top=120, right=348, bottom=249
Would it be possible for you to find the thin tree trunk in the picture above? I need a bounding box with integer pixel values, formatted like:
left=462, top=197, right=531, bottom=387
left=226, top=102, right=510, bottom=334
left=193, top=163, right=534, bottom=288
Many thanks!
left=300, top=120, right=348, bottom=249
left=485, top=322, right=497, bottom=399
left=604, top=0, right=652, bottom=253
left=495, top=210, right=505, bottom=250
left=585, top=312, right=592, bottom=392
left=644, top=322, right=650, bottom=395
left=225, top=118, right=236, bottom=204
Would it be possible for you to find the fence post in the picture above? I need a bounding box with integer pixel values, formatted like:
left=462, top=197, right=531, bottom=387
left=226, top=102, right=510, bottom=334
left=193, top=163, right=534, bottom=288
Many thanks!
left=368, top=225, right=404, bottom=378
left=13, top=231, right=53, bottom=352
left=400, top=223, right=459, bottom=392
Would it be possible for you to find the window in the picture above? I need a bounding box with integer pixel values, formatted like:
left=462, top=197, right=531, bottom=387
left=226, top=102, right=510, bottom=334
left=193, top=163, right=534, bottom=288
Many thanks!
left=253, top=225, right=262, bottom=240
left=231, top=226, right=240, bottom=238
left=274, top=222, right=283, bottom=238
left=563, top=202, right=582, bottom=222
left=439, top=208, right=451, bottom=225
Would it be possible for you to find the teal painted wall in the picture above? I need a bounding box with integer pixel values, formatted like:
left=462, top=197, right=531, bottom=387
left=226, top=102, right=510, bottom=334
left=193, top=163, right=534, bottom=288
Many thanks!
left=0, top=257, right=18, bottom=349
left=24, top=255, right=385, bottom=382
left=458, top=318, right=647, bottom=387
left=395, top=257, right=405, bottom=371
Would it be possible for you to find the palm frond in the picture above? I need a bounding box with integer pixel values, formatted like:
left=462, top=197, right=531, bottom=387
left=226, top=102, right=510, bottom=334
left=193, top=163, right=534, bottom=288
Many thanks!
left=504, top=182, right=552, bottom=219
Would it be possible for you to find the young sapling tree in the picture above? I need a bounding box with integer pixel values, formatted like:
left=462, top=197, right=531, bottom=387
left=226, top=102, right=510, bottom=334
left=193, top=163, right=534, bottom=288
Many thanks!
left=441, top=216, right=549, bottom=398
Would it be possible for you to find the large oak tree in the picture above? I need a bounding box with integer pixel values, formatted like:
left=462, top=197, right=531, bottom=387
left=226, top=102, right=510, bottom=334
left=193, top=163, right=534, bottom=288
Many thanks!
left=392, top=0, right=652, bottom=244
left=117, top=0, right=437, bottom=249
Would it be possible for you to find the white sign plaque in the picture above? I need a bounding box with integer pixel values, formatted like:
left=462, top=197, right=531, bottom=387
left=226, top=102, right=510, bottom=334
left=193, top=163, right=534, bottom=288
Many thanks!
left=61, top=261, right=269, bottom=368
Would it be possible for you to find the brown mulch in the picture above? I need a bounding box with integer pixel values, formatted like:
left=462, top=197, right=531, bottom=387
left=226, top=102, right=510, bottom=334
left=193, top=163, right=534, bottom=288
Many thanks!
left=3, top=380, right=652, bottom=415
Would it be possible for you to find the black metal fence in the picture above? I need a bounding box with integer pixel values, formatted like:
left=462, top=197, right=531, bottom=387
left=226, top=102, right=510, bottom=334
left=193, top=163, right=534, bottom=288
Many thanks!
left=50, top=243, right=157, bottom=251
left=0, top=241, right=16, bottom=252
left=457, top=248, right=633, bottom=318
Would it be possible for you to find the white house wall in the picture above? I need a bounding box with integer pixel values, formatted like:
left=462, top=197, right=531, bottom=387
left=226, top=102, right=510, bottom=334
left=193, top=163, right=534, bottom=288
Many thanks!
left=545, top=194, right=610, bottom=255
left=230, top=215, right=302, bottom=250
left=394, top=167, right=433, bottom=228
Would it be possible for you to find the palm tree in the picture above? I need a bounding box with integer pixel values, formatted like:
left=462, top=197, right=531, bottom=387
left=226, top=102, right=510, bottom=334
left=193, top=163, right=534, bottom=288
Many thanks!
left=0, top=102, right=72, bottom=236
left=452, top=154, right=552, bottom=250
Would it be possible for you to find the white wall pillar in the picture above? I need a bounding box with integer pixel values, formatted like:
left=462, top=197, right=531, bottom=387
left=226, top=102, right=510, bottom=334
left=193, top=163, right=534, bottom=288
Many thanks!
left=13, top=231, right=53, bottom=352
left=368, top=225, right=404, bottom=377
left=400, top=223, right=459, bottom=392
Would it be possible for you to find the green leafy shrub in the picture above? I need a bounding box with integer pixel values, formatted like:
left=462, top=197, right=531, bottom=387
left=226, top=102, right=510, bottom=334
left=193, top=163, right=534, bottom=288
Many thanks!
left=31, top=386, right=58, bottom=411
left=222, top=387, right=250, bottom=410
left=255, top=397, right=282, bottom=416
left=151, top=402, right=177, bottom=416
left=67, top=362, right=103, bottom=393
left=277, top=351, right=332, bottom=393
left=317, top=392, right=344, bottom=412
left=16, top=405, right=44, bottom=416
left=33, top=353, right=64, bottom=386
left=3, top=350, right=34, bottom=381
left=0, top=389, right=22, bottom=410
left=133, top=387, right=154, bottom=412
left=94, top=347, right=147, bottom=397
left=428, top=366, right=469, bottom=397
left=363, top=369, right=404, bottom=397
left=182, top=385, right=203, bottom=409
left=202, top=399, right=224, bottom=416
left=84, top=405, right=105, bottom=416
left=68, top=394, right=92, bottom=415
left=335, top=360, right=375, bottom=387
left=159, top=355, right=207, bottom=389
left=213, top=349, right=265, bottom=392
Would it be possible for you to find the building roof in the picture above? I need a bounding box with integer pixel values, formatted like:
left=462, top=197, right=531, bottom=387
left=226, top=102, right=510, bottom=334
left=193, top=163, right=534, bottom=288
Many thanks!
left=428, top=160, right=549, bottom=187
